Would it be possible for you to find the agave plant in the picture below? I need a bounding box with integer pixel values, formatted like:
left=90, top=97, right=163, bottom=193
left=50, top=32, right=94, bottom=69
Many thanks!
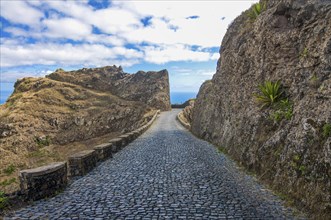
left=247, top=2, right=266, bottom=20
left=254, top=80, right=283, bottom=108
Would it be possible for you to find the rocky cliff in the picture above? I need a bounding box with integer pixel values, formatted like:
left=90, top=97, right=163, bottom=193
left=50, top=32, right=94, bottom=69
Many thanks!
left=47, top=66, right=171, bottom=111
left=0, top=65, right=170, bottom=193
left=191, top=0, right=330, bottom=218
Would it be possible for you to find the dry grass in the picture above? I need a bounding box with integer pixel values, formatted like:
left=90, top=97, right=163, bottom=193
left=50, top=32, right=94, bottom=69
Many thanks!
left=0, top=77, right=153, bottom=194
left=0, top=130, right=121, bottom=194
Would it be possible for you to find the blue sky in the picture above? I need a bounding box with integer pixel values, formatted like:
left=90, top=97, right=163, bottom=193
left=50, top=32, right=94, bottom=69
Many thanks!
left=0, top=0, right=257, bottom=103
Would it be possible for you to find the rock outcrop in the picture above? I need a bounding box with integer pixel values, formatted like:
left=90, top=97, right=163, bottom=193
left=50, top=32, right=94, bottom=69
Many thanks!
left=0, top=65, right=170, bottom=193
left=47, top=66, right=171, bottom=111
left=191, top=0, right=331, bottom=218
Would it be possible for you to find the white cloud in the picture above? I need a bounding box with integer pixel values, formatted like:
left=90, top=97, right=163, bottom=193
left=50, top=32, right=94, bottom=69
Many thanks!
left=1, top=42, right=143, bottom=67
left=0, top=1, right=44, bottom=27
left=42, top=18, right=92, bottom=40
left=1, top=69, right=54, bottom=83
left=84, top=34, right=125, bottom=46
left=45, top=1, right=141, bottom=34
left=4, top=24, right=125, bottom=46
left=169, top=67, right=216, bottom=92
left=115, top=1, right=257, bottom=47
left=45, top=1, right=93, bottom=21
left=91, top=8, right=142, bottom=34
left=0, top=0, right=257, bottom=68
left=143, top=44, right=215, bottom=64
left=3, top=27, right=28, bottom=37
left=211, top=53, right=220, bottom=60
left=43, top=18, right=92, bottom=40
left=200, top=71, right=215, bottom=76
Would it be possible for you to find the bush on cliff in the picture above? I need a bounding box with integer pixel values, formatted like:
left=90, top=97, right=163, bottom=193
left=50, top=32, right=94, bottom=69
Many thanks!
left=247, top=2, right=266, bottom=20
left=254, top=80, right=283, bottom=108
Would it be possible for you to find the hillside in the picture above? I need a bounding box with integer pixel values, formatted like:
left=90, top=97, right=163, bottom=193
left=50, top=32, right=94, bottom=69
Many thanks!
left=47, top=66, right=171, bottom=111
left=191, top=0, right=331, bottom=218
left=0, top=66, right=170, bottom=193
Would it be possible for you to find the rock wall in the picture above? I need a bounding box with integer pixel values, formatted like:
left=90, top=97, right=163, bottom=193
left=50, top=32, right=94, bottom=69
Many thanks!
left=47, top=66, right=171, bottom=111
left=19, top=162, right=67, bottom=200
left=191, top=0, right=331, bottom=218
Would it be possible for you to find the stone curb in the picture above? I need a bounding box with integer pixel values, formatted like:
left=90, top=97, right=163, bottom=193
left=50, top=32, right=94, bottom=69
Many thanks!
left=68, top=150, right=97, bottom=177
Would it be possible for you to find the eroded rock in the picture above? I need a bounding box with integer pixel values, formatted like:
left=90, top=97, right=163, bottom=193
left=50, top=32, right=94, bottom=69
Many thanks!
left=191, top=0, right=331, bottom=218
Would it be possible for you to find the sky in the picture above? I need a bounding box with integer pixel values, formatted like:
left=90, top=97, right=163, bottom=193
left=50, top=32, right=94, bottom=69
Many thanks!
left=0, top=0, right=258, bottom=103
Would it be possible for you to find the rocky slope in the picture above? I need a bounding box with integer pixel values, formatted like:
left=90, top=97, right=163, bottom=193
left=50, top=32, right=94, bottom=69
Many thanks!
left=47, top=66, right=171, bottom=111
left=191, top=0, right=330, bottom=218
left=0, top=66, right=170, bottom=193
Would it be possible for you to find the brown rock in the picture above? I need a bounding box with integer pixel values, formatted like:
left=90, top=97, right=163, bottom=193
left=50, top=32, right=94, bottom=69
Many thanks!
left=191, top=0, right=331, bottom=218
left=47, top=65, right=171, bottom=111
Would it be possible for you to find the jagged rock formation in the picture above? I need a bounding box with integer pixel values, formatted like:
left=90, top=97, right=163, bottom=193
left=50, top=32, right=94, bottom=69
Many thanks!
left=191, top=0, right=331, bottom=218
left=0, top=65, right=170, bottom=193
left=47, top=66, right=171, bottom=111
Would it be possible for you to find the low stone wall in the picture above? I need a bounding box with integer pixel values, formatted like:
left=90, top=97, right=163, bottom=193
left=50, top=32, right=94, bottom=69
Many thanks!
left=109, top=138, right=124, bottom=153
left=68, top=150, right=97, bottom=176
left=17, top=110, right=160, bottom=201
left=19, top=162, right=67, bottom=200
left=94, top=143, right=113, bottom=161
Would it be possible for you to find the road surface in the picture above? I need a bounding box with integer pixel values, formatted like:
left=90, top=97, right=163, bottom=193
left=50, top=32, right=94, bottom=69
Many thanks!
left=7, top=110, right=300, bottom=219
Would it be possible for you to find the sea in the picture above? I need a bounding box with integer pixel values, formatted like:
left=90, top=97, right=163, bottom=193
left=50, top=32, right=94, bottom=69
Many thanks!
left=0, top=82, right=15, bottom=105
left=170, top=92, right=197, bottom=104
left=0, top=91, right=12, bottom=104
left=0, top=86, right=196, bottom=105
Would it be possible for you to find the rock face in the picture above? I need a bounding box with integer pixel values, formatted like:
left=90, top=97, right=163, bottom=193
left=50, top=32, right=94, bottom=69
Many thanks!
left=191, top=0, right=330, bottom=218
left=47, top=66, right=171, bottom=111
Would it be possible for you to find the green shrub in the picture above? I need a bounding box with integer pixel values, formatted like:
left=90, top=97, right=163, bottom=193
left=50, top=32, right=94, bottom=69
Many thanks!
left=255, top=80, right=283, bottom=108
left=247, top=2, right=266, bottom=20
left=270, top=99, right=292, bottom=120
left=0, top=191, right=8, bottom=209
left=322, top=123, right=331, bottom=138
left=278, top=99, right=293, bottom=120
left=270, top=111, right=283, bottom=123
left=3, top=164, right=16, bottom=175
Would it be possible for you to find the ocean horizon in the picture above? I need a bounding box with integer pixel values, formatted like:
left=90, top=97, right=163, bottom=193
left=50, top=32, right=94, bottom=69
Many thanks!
left=0, top=87, right=196, bottom=105
left=170, top=92, right=197, bottom=104
left=0, top=91, right=12, bottom=104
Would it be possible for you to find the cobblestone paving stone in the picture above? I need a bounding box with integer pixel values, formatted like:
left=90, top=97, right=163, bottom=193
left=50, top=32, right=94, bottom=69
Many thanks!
left=6, top=110, right=304, bottom=219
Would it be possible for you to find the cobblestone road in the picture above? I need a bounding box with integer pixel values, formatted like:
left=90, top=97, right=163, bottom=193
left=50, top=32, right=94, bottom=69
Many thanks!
left=7, top=110, right=302, bottom=219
